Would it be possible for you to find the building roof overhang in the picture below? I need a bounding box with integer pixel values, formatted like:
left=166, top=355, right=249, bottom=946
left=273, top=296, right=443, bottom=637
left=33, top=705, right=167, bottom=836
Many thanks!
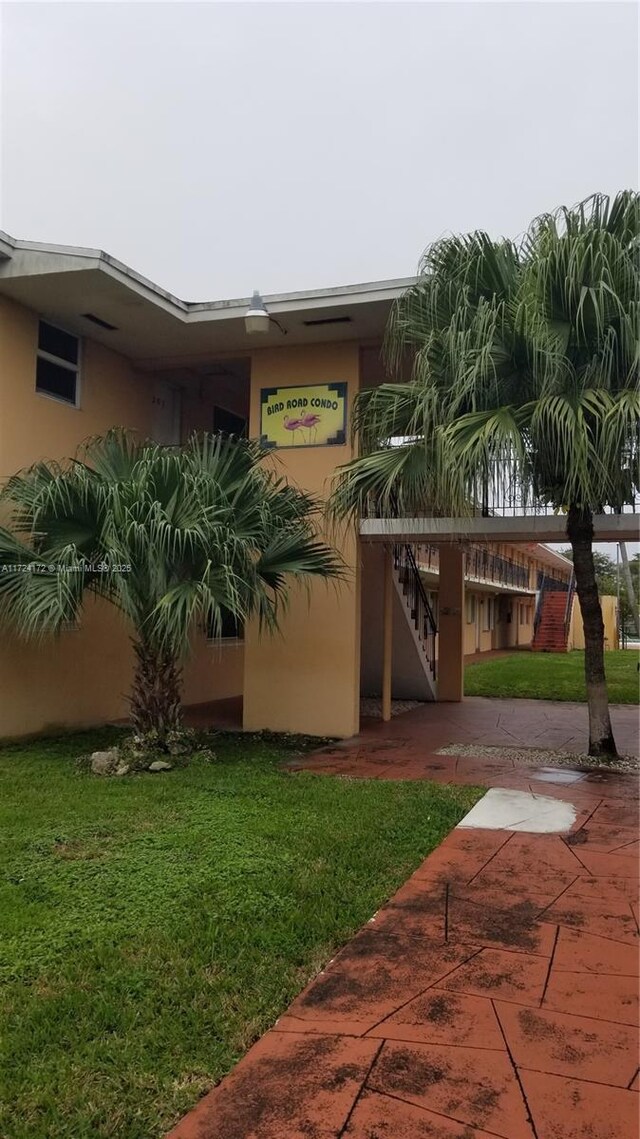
left=360, top=514, right=639, bottom=546
left=0, top=231, right=416, bottom=365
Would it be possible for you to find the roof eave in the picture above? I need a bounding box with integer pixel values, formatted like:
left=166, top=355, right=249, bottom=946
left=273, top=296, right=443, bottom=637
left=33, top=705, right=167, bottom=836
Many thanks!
left=0, top=230, right=417, bottom=321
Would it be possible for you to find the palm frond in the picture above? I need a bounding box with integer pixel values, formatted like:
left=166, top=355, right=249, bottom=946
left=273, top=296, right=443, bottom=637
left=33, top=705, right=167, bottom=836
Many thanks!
left=331, top=190, right=639, bottom=525
left=0, top=430, right=343, bottom=656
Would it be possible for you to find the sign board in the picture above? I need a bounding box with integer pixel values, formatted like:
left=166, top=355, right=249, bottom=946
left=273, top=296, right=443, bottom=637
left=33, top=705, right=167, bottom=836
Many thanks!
left=260, top=383, right=347, bottom=449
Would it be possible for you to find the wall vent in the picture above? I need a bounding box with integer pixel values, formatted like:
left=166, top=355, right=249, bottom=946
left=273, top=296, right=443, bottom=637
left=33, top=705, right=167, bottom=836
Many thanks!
left=302, top=315, right=352, bottom=327
left=82, top=312, right=118, bottom=331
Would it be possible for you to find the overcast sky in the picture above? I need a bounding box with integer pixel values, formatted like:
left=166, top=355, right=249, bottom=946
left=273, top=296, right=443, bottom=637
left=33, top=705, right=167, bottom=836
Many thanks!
left=1, top=1, right=638, bottom=301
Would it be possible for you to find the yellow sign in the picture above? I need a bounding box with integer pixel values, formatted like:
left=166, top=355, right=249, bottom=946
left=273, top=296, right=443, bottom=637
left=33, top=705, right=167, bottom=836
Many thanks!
left=260, top=383, right=347, bottom=448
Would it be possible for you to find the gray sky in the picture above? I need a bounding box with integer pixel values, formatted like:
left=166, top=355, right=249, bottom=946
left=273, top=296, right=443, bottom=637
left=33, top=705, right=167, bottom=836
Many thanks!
left=1, top=1, right=638, bottom=301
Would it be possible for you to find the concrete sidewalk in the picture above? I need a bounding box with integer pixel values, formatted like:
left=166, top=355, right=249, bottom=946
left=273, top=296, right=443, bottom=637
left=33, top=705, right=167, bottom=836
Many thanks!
left=167, top=701, right=639, bottom=1139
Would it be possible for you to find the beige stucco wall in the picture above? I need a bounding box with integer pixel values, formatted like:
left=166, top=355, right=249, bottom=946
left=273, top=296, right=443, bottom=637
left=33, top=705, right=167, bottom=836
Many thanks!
left=0, top=296, right=150, bottom=476
left=462, top=592, right=497, bottom=654
left=568, top=595, right=619, bottom=651
left=461, top=590, right=535, bottom=656
left=0, top=295, right=241, bottom=737
left=242, top=343, right=361, bottom=739
left=182, top=638, right=245, bottom=705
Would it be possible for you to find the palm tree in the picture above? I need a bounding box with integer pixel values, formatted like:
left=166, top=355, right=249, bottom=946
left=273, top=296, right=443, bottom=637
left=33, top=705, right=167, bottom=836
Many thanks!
left=0, top=430, right=342, bottom=746
left=331, top=192, right=639, bottom=757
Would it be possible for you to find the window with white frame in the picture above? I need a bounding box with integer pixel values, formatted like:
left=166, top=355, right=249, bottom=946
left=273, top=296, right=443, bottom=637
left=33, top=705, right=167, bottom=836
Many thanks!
left=36, top=320, right=80, bottom=405
left=465, top=594, right=476, bottom=624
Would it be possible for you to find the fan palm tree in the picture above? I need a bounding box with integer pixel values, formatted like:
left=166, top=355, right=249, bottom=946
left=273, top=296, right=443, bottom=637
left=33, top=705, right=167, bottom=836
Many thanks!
left=0, top=430, right=342, bottom=746
left=331, top=192, right=639, bottom=757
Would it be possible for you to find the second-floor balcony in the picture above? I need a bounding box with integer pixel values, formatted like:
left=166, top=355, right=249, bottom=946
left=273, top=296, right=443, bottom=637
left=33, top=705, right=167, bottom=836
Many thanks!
left=465, top=545, right=530, bottom=590
left=416, top=544, right=532, bottom=592
left=359, top=463, right=639, bottom=545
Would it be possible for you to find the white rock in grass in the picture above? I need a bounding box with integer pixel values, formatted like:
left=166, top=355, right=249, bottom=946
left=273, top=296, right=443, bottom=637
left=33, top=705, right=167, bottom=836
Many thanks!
left=148, top=760, right=173, bottom=772
left=90, top=750, right=120, bottom=775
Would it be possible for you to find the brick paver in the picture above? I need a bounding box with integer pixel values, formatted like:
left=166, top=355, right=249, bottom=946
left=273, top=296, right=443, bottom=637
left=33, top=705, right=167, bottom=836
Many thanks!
left=167, top=699, right=639, bottom=1139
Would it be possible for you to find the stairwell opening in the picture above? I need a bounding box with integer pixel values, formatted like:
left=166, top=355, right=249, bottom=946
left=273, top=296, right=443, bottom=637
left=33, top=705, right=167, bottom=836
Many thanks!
left=359, top=543, right=437, bottom=715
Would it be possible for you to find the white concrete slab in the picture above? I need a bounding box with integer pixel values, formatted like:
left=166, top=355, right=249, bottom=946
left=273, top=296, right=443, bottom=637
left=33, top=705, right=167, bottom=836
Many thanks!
left=457, top=787, right=577, bottom=833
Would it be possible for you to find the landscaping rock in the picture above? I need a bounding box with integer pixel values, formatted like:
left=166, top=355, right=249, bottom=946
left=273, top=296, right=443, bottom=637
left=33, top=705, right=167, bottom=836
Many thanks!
left=148, top=760, right=173, bottom=772
left=114, top=763, right=131, bottom=776
left=90, top=749, right=120, bottom=775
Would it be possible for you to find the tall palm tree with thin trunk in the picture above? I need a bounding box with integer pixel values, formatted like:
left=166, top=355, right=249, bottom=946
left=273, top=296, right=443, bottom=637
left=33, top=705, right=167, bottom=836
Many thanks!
left=0, top=430, right=342, bottom=746
left=331, top=192, right=639, bottom=757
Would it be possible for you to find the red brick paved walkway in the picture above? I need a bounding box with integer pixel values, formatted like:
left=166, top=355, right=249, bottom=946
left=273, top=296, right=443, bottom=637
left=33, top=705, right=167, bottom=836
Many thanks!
left=167, top=700, right=639, bottom=1139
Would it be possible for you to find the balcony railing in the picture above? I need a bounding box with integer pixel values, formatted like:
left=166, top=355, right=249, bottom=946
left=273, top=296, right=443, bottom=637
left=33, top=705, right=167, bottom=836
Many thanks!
left=465, top=546, right=530, bottom=590
left=472, top=466, right=639, bottom=519
left=361, top=462, right=639, bottom=521
left=415, top=543, right=531, bottom=591
left=536, top=570, right=571, bottom=592
left=414, top=544, right=440, bottom=573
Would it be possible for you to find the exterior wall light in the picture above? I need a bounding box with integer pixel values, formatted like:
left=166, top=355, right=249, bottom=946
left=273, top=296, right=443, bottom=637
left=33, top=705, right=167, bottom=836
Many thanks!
left=244, top=290, right=287, bottom=336
left=245, top=291, right=270, bottom=334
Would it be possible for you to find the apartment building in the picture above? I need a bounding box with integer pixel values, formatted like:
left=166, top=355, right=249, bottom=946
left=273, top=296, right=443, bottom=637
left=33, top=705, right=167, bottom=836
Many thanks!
left=0, top=232, right=626, bottom=738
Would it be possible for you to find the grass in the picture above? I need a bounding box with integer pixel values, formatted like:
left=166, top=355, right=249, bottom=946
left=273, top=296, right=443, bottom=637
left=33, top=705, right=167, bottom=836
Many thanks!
left=0, top=728, right=480, bottom=1139
left=465, top=649, right=640, bottom=703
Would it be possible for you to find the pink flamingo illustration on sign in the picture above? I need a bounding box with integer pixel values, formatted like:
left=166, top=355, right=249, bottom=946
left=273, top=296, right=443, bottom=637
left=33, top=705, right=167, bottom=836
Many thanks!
left=283, top=415, right=303, bottom=444
left=299, top=412, right=321, bottom=443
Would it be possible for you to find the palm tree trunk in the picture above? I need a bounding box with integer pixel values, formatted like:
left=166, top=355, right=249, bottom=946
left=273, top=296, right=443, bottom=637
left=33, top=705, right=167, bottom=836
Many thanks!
left=129, top=638, right=183, bottom=746
left=567, top=505, right=617, bottom=758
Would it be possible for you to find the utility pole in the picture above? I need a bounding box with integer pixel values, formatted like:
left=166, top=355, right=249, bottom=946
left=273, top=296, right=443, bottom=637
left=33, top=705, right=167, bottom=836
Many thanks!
left=620, top=542, right=639, bottom=638
left=616, top=544, right=621, bottom=647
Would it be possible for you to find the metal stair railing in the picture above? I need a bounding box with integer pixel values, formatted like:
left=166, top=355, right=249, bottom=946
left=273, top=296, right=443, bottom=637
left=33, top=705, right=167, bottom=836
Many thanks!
left=563, top=572, right=576, bottom=646
left=392, top=544, right=438, bottom=679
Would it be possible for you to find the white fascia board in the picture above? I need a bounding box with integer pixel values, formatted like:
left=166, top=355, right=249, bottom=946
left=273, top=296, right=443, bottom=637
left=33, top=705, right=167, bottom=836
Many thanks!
left=464, top=575, right=535, bottom=595
left=187, top=276, right=418, bottom=318
left=0, top=235, right=190, bottom=316
left=0, top=230, right=417, bottom=324
left=534, top=543, right=575, bottom=570
left=360, top=515, right=640, bottom=543
left=0, top=233, right=15, bottom=260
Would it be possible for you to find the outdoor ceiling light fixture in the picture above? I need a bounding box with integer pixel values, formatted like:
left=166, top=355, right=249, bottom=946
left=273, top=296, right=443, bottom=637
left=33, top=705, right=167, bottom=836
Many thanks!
left=244, top=290, right=287, bottom=336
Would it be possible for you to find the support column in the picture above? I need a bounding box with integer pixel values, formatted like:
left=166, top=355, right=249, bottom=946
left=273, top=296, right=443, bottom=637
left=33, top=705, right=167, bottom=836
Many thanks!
left=438, top=545, right=465, bottom=701
left=382, top=546, right=393, bottom=721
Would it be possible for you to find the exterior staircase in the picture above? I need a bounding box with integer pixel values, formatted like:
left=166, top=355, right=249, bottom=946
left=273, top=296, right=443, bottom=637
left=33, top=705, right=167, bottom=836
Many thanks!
left=392, top=544, right=438, bottom=698
left=532, top=588, right=573, bottom=652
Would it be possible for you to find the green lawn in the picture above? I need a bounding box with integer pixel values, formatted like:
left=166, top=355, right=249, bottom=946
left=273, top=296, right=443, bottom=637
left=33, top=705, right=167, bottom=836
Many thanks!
left=0, top=729, right=479, bottom=1139
left=465, top=649, right=640, bottom=703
